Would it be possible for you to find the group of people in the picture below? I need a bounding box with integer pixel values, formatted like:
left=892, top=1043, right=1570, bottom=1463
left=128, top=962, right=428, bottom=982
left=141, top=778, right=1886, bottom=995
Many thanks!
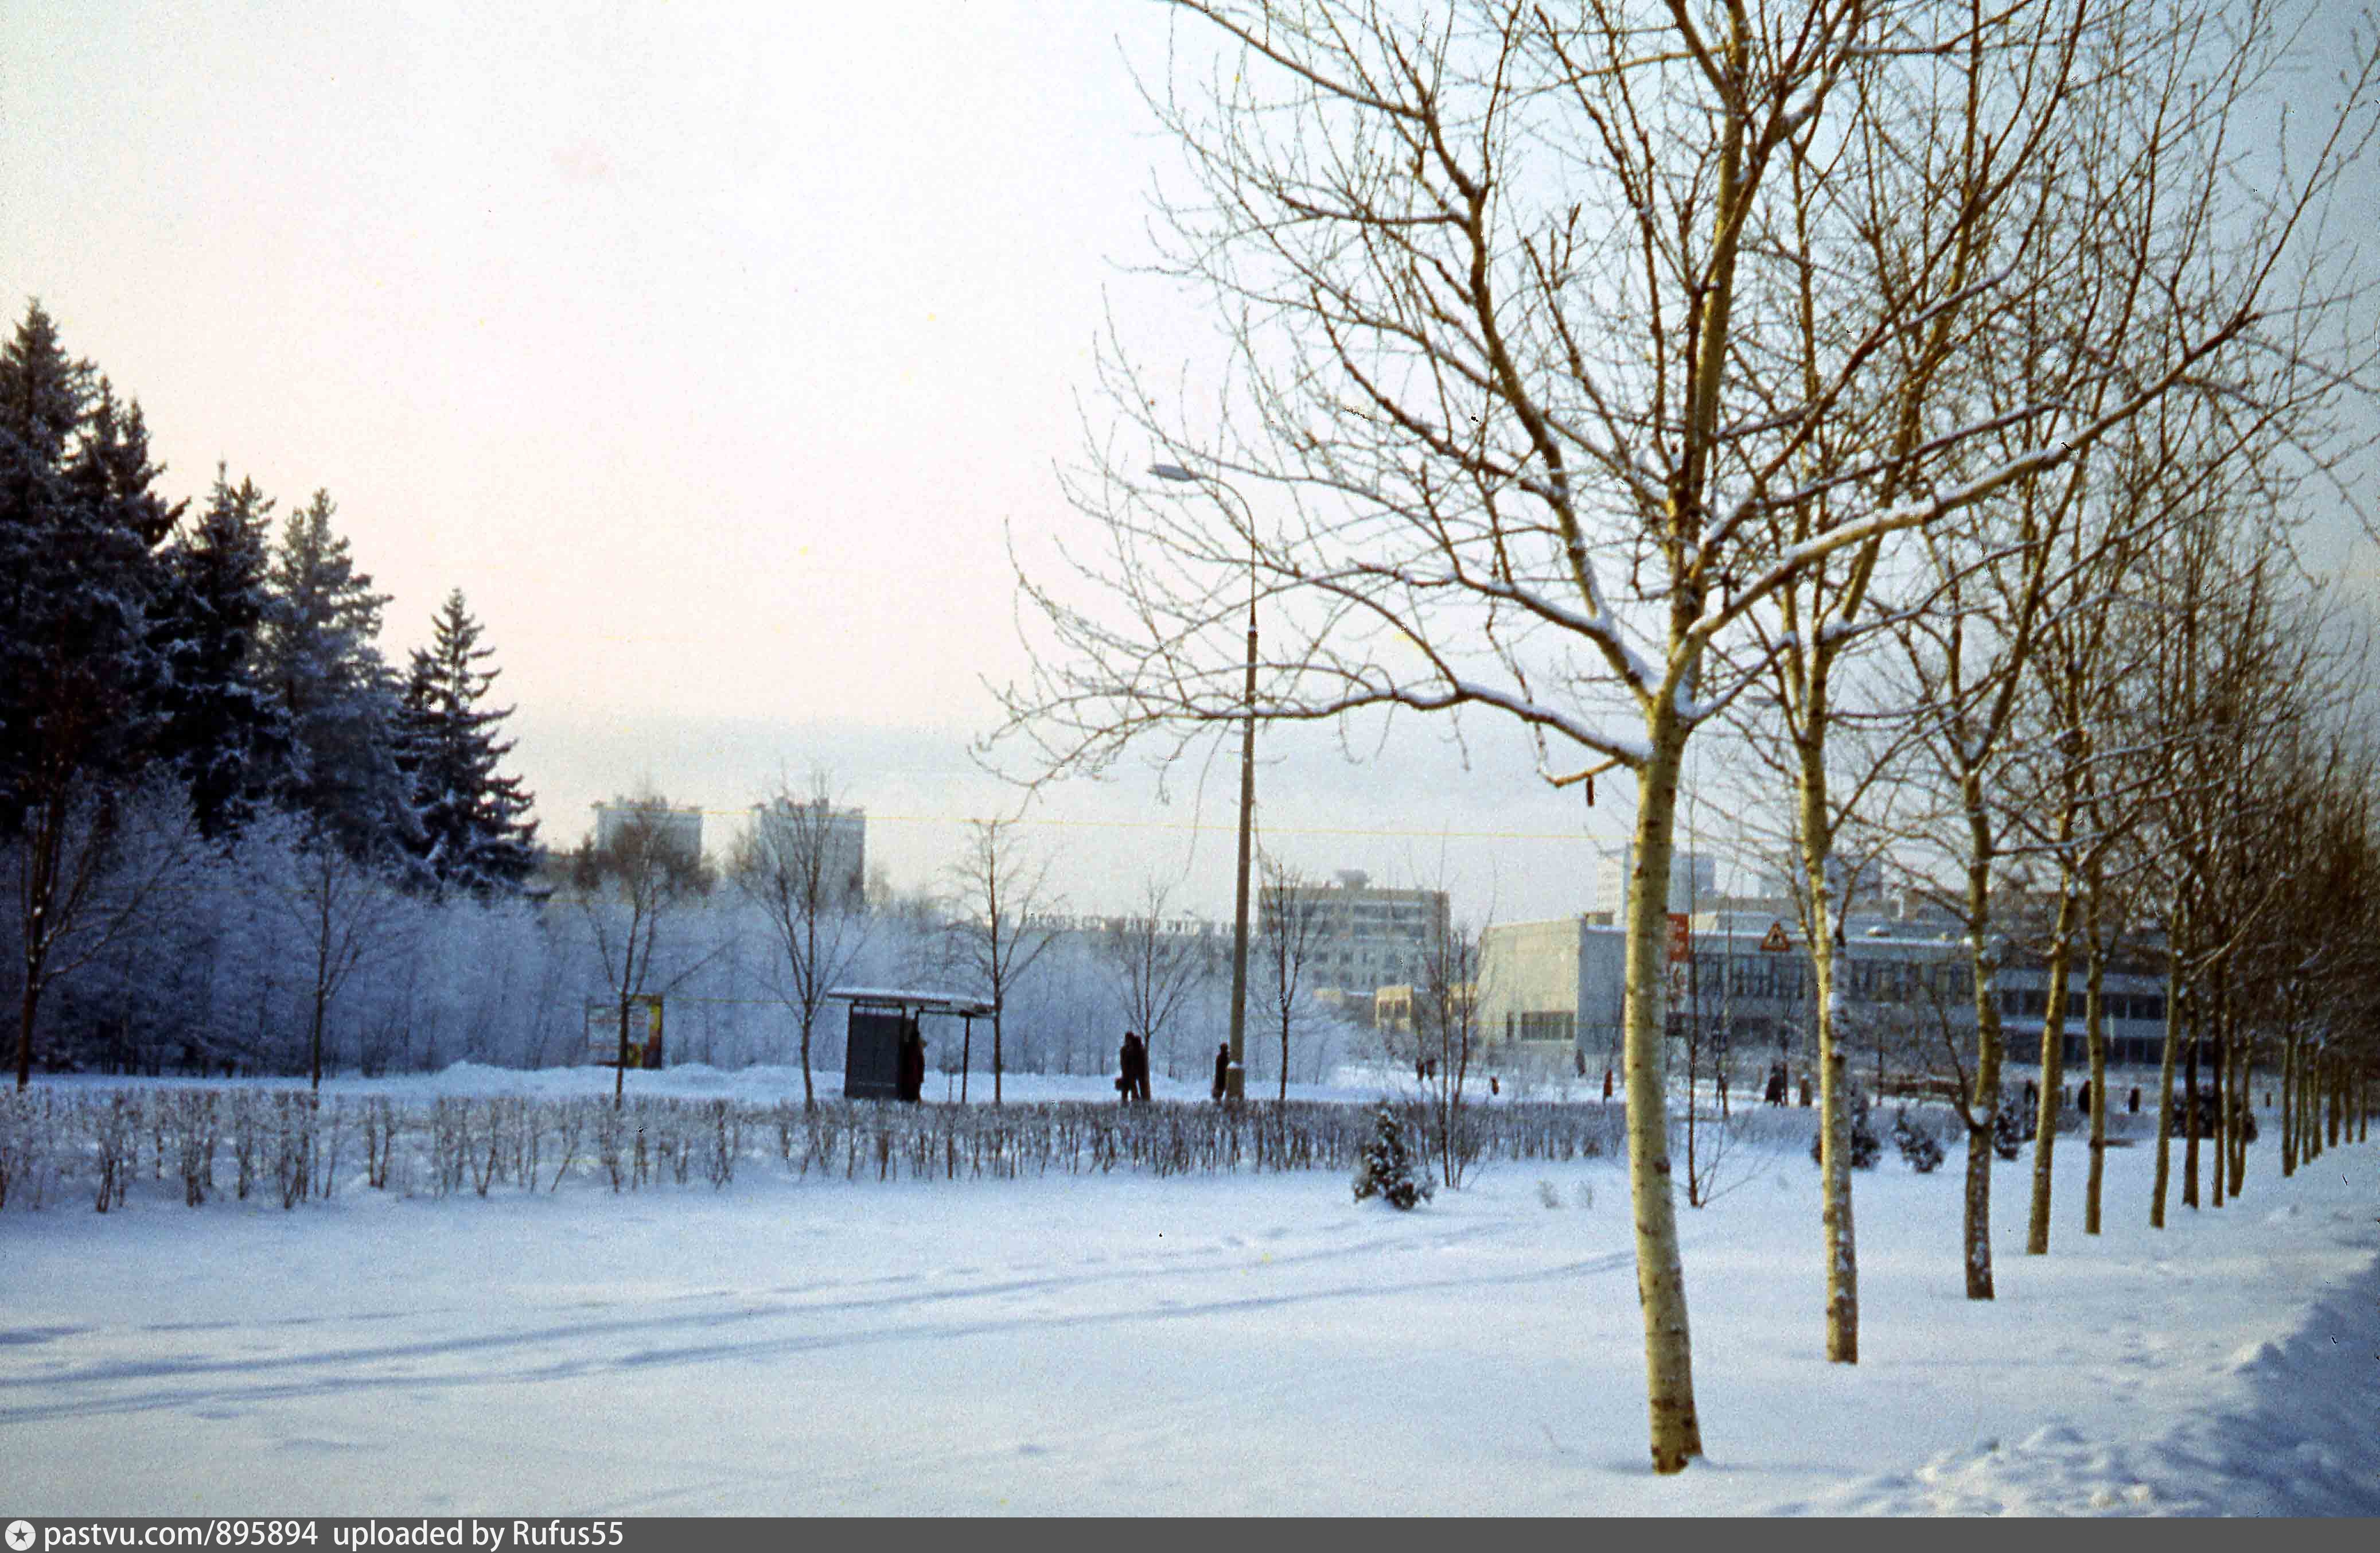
left=1116, top=1032, right=1237, bottom=1103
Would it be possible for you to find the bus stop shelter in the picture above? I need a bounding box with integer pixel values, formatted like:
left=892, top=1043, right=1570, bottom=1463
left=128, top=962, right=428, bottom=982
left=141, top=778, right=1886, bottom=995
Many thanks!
left=826, top=988, right=994, bottom=1100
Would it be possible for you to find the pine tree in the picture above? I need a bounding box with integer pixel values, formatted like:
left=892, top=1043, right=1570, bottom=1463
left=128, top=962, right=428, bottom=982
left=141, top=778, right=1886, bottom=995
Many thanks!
left=0, top=301, right=181, bottom=1088
left=151, top=469, right=286, bottom=838
left=1991, top=1093, right=2027, bottom=1161
left=1353, top=1101, right=1432, bottom=1209
left=256, top=489, right=414, bottom=861
left=396, top=589, right=537, bottom=896
left=0, top=304, right=177, bottom=825
left=1812, top=1089, right=1883, bottom=1170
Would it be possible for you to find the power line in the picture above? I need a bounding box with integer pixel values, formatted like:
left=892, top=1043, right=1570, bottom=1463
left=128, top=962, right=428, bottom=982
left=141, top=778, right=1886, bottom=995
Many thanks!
left=620, top=807, right=1603, bottom=845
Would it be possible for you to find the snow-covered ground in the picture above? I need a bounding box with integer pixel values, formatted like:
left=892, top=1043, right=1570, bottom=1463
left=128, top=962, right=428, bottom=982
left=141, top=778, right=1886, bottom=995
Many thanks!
left=4, top=1067, right=2373, bottom=1516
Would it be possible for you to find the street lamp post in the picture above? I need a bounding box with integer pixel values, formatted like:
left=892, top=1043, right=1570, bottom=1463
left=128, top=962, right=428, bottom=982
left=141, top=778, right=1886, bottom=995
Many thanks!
left=1152, top=462, right=1253, bottom=1103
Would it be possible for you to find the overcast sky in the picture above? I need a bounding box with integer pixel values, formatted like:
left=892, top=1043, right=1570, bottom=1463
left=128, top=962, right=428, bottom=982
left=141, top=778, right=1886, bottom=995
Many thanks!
left=3, top=1, right=2373, bottom=924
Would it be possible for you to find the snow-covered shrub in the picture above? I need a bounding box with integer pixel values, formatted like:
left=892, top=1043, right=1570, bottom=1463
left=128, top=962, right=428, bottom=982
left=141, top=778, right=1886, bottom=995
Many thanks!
left=1353, top=1102, right=1432, bottom=1209
left=1891, top=1107, right=1945, bottom=1173
left=88, top=1093, right=137, bottom=1213
left=1537, top=1178, right=1561, bottom=1209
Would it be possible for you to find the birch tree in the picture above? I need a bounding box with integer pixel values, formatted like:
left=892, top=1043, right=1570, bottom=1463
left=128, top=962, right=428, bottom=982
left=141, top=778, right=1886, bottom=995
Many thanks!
left=1255, top=850, right=1327, bottom=1101
left=995, top=0, right=2378, bottom=1468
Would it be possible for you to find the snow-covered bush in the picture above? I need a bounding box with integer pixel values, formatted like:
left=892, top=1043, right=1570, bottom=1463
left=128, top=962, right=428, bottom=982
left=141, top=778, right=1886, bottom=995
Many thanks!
left=1891, top=1107, right=1945, bottom=1173
left=1353, top=1101, right=1432, bottom=1209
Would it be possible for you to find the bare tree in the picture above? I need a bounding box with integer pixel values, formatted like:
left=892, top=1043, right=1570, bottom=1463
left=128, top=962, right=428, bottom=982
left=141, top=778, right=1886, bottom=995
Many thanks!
left=1255, top=850, right=1327, bottom=1102
left=735, top=771, right=871, bottom=1110
left=571, top=799, right=715, bottom=1109
left=1412, top=909, right=1490, bottom=1189
left=1094, top=875, right=1212, bottom=1084
left=944, top=818, right=1061, bottom=1105
left=254, top=810, right=406, bottom=1091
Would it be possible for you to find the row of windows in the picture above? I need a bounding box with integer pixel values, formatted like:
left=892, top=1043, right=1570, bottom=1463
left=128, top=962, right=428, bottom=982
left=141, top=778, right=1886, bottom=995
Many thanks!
left=1681, top=953, right=2163, bottom=1022
left=1509, top=1011, right=1577, bottom=1042
left=2002, top=988, right=2165, bottom=1023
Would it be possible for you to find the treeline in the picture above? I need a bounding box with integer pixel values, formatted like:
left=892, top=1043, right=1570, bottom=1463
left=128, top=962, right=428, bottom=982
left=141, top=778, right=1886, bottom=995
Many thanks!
left=2, top=301, right=538, bottom=1085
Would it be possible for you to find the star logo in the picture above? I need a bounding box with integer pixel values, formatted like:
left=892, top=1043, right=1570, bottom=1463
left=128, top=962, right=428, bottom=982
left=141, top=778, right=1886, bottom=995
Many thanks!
left=5, top=1520, right=35, bottom=1552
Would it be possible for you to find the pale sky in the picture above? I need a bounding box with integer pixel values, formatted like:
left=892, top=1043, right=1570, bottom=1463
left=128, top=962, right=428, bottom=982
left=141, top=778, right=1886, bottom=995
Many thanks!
left=3, top=2, right=2371, bottom=924
left=0, top=0, right=1631, bottom=920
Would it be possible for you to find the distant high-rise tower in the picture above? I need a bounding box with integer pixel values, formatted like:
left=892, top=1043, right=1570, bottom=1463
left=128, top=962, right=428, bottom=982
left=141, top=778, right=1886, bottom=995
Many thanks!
left=1593, top=845, right=1717, bottom=915
left=592, top=798, right=704, bottom=866
left=749, top=796, right=867, bottom=910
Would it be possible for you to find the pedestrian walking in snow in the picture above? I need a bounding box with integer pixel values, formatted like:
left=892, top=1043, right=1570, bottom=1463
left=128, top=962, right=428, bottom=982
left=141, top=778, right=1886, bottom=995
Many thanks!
left=1212, top=1041, right=1230, bottom=1101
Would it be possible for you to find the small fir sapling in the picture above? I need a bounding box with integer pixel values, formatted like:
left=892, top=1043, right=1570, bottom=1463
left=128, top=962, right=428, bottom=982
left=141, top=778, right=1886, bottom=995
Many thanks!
left=1992, top=1094, right=2027, bottom=1160
left=1352, top=1102, right=1432, bottom=1209
left=1891, top=1107, right=1946, bottom=1172
left=1810, top=1088, right=1883, bottom=1169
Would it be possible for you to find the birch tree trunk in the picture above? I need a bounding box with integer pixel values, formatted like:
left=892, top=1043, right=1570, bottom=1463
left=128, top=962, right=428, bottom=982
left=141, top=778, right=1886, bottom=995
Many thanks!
left=2280, top=1013, right=2298, bottom=1177
left=1794, top=725, right=1856, bottom=1361
left=2151, top=924, right=2182, bottom=1229
left=1962, top=787, right=2005, bottom=1301
left=1623, top=708, right=1701, bottom=1472
left=2026, top=889, right=2079, bottom=1253
left=2083, top=889, right=2109, bottom=1236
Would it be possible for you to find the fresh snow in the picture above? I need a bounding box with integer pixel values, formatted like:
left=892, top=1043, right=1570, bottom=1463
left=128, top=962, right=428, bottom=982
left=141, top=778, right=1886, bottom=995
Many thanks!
left=4, top=1066, right=2374, bottom=1517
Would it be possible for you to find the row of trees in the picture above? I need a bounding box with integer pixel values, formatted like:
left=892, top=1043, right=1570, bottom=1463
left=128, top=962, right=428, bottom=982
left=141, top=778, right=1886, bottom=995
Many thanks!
left=11, top=787, right=1373, bottom=1101
left=2, top=301, right=540, bottom=1089
left=995, top=0, right=2380, bottom=1474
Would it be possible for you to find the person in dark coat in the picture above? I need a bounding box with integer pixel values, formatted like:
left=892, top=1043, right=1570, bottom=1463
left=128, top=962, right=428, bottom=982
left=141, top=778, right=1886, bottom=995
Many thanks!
left=1117, top=1032, right=1147, bottom=1104
left=897, top=1023, right=927, bottom=1103
left=2077, top=1079, right=2091, bottom=1117
left=1212, top=1041, right=1231, bottom=1101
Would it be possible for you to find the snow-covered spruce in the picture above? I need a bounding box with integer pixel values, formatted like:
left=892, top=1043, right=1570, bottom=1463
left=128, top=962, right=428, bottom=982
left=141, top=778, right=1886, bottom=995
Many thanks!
left=1992, top=1095, right=2028, bottom=1161
left=1810, top=1088, right=1883, bottom=1170
left=1351, top=1101, right=1433, bottom=1209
